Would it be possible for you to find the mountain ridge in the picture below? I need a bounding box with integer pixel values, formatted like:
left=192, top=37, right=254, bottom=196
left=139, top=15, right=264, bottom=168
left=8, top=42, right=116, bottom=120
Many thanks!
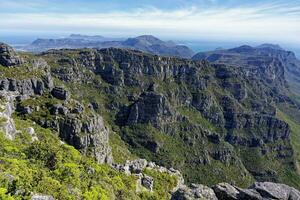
left=22, top=34, right=195, bottom=58
left=1, top=42, right=300, bottom=199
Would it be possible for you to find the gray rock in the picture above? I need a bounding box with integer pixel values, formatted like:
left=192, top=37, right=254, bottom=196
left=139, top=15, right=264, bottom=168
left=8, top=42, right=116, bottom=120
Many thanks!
left=172, top=184, right=218, bottom=200
left=31, top=194, right=54, bottom=200
left=0, top=91, right=17, bottom=139
left=213, top=183, right=239, bottom=200
left=127, top=91, right=174, bottom=127
left=141, top=175, right=154, bottom=191
left=237, top=188, right=263, bottom=200
left=0, top=43, right=23, bottom=67
left=50, top=104, right=68, bottom=115
left=126, top=159, right=148, bottom=173
left=210, top=182, right=300, bottom=200
left=250, top=182, right=300, bottom=200
left=51, top=87, right=70, bottom=100
left=0, top=76, right=52, bottom=96
left=58, top=114, right=112, bottom=164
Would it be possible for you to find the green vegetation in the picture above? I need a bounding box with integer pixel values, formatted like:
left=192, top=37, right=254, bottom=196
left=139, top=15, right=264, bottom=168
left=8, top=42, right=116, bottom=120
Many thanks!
left=109, top=132, right=137, bottom=164
left=177, top=106, right=217, bottom=131
left=0, top=117, right=177, bottom=199
left=0, top=63, right=46, bottom=80
left=277, top=108, right=300, bottom=169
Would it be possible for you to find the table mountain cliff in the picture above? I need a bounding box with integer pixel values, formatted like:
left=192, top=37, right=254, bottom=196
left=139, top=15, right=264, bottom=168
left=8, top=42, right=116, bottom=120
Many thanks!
left=0, top=42, right=300, bottom=199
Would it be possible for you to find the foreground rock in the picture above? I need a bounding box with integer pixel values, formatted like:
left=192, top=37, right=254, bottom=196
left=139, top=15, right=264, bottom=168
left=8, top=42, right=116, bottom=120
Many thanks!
left=172, top=184, right=218, bottom=200
left=171, top=181, right=300, bottom=200
left=211, top=182, right=300, bottom=200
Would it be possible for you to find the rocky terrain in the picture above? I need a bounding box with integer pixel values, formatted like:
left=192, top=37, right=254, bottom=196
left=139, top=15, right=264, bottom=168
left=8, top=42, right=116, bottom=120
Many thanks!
left=22, top=34, right=195, bottom=58
left=192, top=44, right=300, bottom=96
left=0, top=42, right=300, bottom=199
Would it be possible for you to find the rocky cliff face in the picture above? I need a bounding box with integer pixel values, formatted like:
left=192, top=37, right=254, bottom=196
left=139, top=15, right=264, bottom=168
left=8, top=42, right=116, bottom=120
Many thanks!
left=0, top=44, right=112, bottom=164
left=58, top=114, right=112, bottom=164
left=1, top=42, right=299, bottom=190
left=192, top=44, right=300, bottom=96
left=35, top=47, right=300, bottom=188
left=0, top=43, right=24, bottom=67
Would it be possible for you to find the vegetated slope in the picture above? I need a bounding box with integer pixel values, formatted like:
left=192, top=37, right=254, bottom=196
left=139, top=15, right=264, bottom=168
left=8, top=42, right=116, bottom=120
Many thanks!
left=22, top=35, right=195, bottom=58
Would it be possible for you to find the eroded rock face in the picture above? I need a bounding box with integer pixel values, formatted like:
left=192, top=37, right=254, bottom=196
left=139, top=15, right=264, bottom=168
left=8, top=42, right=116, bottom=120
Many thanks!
left=127, top=91, right=174, bottom=127
left=212, top=183, right=239, bottom=200
left=0, top=91, right=18, bottom=139
left=0, top=43, right=23, bottom=67
left=58, top=114, right=112, bottom=164
left=0, top=76, right=53, bottom=96
left=51, top=87, right=70, bottom=100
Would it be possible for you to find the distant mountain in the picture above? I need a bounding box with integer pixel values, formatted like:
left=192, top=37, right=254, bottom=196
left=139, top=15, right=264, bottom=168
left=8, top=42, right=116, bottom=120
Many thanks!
left=22, top=34, right=195, bottom=58
left=192, top=44, right=300, bottom=95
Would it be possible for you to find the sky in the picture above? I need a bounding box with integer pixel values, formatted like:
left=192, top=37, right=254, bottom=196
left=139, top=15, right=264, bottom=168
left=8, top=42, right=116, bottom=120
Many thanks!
left=0, top=0, right=300, bottom=47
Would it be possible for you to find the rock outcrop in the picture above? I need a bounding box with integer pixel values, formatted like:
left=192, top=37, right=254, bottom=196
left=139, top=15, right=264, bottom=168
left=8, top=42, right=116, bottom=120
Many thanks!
left=212, top=182, right=300, bottom=200
left=58, top=114, right=112, bottom=164
left=172, top=184, right=218, bottom=200
left=127, top=91, right=175, bottom=127
left=172, top=182, right=300, bottom=200
left=39, top=47, right=299, bottom=186
left=51, top=87, right=70, bottom=100
left=0, top=43, right=23, bottom=67
left=0, top=76, right=53, bottom=96
left=0, top=91, right=18, bottom=139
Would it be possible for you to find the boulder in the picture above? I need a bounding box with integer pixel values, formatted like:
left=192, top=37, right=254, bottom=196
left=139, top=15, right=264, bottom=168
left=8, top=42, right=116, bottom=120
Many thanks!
left=141, top=174, right=154, bottom=191
left=250, top=182, right=300, bottom=200
left=172, top=184, right=218, bottom=200
left=126, top=159, right=148, bottom=174
left=213, top=183, right=239, bottom=200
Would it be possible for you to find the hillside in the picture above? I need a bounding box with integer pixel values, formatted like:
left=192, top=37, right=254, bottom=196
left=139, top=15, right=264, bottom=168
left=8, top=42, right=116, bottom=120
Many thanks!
left=0, top=42, right=300, bottom=199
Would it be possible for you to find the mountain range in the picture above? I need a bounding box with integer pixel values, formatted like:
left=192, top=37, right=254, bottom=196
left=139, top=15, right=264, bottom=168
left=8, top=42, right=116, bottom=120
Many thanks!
left=193, top=44, right=300, bottom=96
left=0, top=39, right=300, bottom=199
left=22, top=34, right=195, bottom=58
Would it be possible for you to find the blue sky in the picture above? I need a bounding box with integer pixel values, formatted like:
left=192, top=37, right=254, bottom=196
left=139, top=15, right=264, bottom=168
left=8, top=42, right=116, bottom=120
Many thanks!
left=1, top=0, right=300, bottom=45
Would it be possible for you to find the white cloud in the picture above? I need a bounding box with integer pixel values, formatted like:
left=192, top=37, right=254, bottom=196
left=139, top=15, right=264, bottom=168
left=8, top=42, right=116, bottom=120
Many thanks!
left=0, top=2, right=300, bottom=44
